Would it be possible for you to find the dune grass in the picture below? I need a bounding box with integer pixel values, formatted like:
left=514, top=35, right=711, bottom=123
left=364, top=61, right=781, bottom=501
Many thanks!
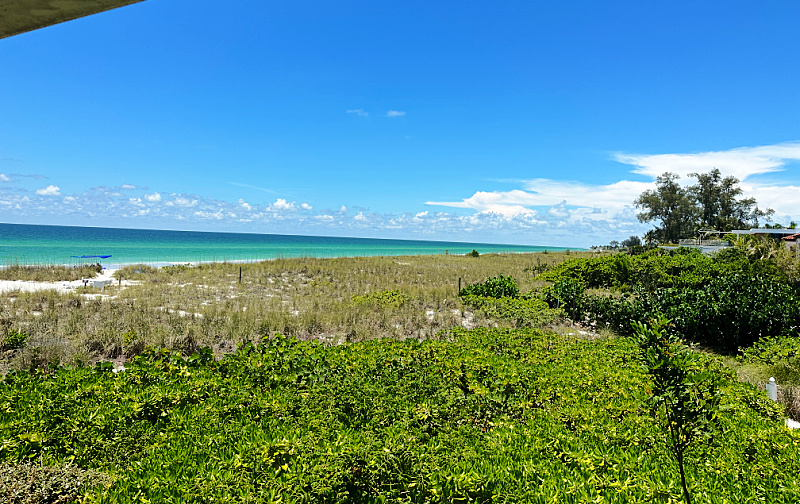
left=0, top=263, right=102, bottom=282
left=0, top=251, right=596, bottom=372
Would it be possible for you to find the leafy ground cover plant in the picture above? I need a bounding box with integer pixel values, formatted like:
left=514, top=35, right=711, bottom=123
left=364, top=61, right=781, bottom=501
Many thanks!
left=0, top=328, right=797, bottom=502
left=459, top=294, right=562, bottom=328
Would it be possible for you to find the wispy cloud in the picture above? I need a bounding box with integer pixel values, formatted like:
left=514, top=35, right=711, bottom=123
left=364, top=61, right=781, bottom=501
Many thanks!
left=35, top=185, right=61, bottom=196
left=0, top=174, right=10, bottom=182
left=229, top=182, right=278, bottom=194
left=0, top=173, right=47, bottom=181
left=347, top=108, right=369, bottom=117
left=144, top=192, right=161, bottom=202
left=386, top=110, right=406, bottom=118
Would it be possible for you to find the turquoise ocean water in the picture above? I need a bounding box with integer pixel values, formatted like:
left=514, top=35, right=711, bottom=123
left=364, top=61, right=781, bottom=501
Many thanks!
left=0, top=223, right=568, bottom=268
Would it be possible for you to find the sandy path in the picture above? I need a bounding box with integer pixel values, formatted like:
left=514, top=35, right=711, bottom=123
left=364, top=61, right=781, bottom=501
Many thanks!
left=0, top=268, right=135, bottom=294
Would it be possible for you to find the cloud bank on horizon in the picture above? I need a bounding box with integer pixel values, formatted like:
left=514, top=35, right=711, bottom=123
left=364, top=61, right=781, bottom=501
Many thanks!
left=428, top=142, right=800, bottom=236
left=1, top=142, right=798, bottom=248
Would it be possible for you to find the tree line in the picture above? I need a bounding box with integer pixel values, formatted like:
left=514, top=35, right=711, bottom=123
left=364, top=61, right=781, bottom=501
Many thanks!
left=634, top=168, right=778, bottom=244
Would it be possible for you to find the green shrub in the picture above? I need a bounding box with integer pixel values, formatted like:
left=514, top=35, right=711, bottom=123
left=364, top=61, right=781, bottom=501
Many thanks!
left=740, top=335, right=800, bottom=365
left=557, top=271, right=800, bottom=352
left=652, top=273, right=800, bottom=351
left=1, top=329, right=27, bottom=351
left=541, top=247, right=785, bottom=291
left=581, top=292, right=650, bottom=336
left=459, top=275, right=519, bottom=299
left=542, top=277, right=586, bottom=321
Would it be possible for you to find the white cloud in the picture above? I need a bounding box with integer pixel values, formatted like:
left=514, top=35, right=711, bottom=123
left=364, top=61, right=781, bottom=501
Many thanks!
left=428, top=179, right=649, bottom=220
left=170, top=196, right=198, bottom=207
left=35, top=185, right=61, bottom=196
left=194, top=210, right=225, bottom=220
left=5, top=141, right=796, bottom=248
left=347, top=109, right=369, bottom=117
left=386, top=110, right=406, bottom=118
left=0, top=173, right=10, bottom=182
left=272, top=198, right=295, bottom=211
left=121, top=184, right=136, bottom=189
left=614, top=142, right=800, bottom=180
left=744, top=183, right=800, bottom=216
left=425, top=142, right=800, bottom=245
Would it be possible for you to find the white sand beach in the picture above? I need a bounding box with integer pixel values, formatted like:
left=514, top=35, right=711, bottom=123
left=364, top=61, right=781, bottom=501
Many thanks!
left=0, top=268, right=136, bottom=295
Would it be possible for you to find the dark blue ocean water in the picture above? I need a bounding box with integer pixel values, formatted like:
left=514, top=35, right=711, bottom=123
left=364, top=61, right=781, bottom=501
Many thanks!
left=0, top=223, right=567, bottom=267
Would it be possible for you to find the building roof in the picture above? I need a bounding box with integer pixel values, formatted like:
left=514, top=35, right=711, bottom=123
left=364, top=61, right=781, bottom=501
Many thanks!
left=730, top=228, right=799, bottom=236
left=781, top=233, right=800, bottom=241
left=0, top=0, right=145, bottom=40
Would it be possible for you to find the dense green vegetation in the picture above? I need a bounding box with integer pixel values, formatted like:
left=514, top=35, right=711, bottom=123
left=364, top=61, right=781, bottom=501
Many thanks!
left=2, top=328, right=797, bottom=503
left=540, top=247, right=800, bottom=352
left=2, top=250, right=799, bottom=502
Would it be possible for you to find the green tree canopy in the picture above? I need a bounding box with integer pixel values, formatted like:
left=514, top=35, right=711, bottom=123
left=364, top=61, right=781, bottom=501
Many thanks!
left=634, top=170, right=774, bottom=244
left=690, top=168, right=774, bottom=231
left=634, top=173, right=698, bottom=244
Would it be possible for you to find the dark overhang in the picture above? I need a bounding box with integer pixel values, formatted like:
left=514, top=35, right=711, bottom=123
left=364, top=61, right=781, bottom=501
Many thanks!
left=0, top=0, right=146, bottom=39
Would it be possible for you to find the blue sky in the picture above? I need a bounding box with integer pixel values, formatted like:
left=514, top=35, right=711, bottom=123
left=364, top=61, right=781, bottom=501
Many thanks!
left=2, top=0, right=799, bottom=247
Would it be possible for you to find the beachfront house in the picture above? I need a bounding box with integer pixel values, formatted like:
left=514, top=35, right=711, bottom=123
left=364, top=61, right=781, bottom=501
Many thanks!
left=781, top=233, right=800, bottom=255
